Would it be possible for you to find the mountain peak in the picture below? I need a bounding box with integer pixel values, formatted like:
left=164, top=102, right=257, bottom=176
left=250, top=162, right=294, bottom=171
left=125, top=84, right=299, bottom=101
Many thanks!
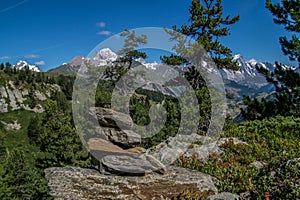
left=94, top=48, right=118, bottom=62
left=13, top=60, right=41, bottom=72
left=249, top=59, right=258, bottom=65
left=233, top=54, right=244, bottom=61
left=70, top=56, right=85, bottom=67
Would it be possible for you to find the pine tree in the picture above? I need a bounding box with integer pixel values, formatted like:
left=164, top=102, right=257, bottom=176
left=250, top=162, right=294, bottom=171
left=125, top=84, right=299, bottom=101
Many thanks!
left=36, top=100, right=89, bottom=168
left=0, top=149, right=51, bottom=199
left=117, top=29, right=147, bottom=69
left=242, top=1, right=300, bottom=120
left=0, top=63, right=4, bottom=70
left=266, top=0, right=300, bottom=66
left=170, top=0, right=240, bottom=69
left=104, top=29, right=148, bottom=81
left=242, top=64, right=300, bottom=120
left=160, top=54, right=188, bottom=66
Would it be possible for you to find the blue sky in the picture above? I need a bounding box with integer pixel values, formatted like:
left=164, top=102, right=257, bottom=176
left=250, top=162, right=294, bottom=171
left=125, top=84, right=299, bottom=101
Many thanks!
left=0, top=0, right=296, bottom=71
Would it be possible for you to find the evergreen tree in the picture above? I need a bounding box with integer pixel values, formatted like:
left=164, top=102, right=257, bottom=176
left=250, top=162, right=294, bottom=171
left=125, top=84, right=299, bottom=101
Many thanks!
left=118, top=29, right=147, bottom=55
left=242, top=1, right=300, bottom=120
left=0, top=149, right=51, bottom=199
left=27, top=116, right=42, bottom=144
left=104, top=29, right=148, bottom=81
left=242, top=64, right=300, bottom=120
left=266, top=0, right=300, bottom=66
left=117, top=29, right=147, bottom=68
left=0, top=63, right=4, bottom=70
left=4, top=62, right=12, bottom=75
left=57, top=74, right=74, bottom=100
left=36, top=100, right=89, bottom=168
left=170, top=0, right=240, bottom=69
left=28, top=89, right=37, bottom=109
left=5, top=62, right=11, bottom=68
left=160, top=54, right=188, bottom=66
left=0, top=135, right=6, bottom=161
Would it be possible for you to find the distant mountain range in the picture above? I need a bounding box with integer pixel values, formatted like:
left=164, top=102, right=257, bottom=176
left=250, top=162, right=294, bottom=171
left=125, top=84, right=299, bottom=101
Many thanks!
left=10, top=49, right=297, bottom=90
left=46, top=48, right=300, bottom=117
left=48, top=48, right=297, bottom=90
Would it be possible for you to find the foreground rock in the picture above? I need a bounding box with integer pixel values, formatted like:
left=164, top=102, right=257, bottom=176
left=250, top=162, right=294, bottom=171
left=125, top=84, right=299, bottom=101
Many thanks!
left=101, top=154, right=166, bottom=176
left=45, top=166, right=218, bottom=200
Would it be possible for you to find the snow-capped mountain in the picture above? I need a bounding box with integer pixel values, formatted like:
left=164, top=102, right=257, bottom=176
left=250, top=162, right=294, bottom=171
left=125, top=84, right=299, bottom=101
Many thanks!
left=219, top=54, right=289, bottom=89
left=92, top=48, right=119, bottom=66
left=135, top=57, right=159, bottom=70
left=49, top=48, right=297, bottom=91
left=13, top=60, right=41, bottom=72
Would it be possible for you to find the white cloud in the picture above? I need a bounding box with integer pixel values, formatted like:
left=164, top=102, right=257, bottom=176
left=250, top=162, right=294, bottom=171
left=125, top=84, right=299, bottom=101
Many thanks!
left=0, top=0, right=28, bottom=13
left=25, top=54, right=39, bottom=58
left=0, top=56, right=10, bottom=59
left=97, top=30, right=112, bottom=36
left=34, top=61, right=45, bottom=65
left=96, top=22, right=106, bottom=28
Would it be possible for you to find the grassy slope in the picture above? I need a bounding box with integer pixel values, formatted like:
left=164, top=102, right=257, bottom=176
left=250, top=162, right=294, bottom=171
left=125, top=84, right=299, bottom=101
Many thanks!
left=0, top=110, right=39, bottom=170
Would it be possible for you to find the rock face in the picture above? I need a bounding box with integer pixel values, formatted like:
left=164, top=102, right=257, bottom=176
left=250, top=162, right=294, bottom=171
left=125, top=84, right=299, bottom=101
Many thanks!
left=0, top=81, right=59, bottom=113
left=45, top=166, right=218, bottom=200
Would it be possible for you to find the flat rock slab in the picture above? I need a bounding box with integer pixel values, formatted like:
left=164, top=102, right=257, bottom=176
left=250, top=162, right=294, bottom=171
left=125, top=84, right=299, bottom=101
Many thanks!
left=88, top=138, right=131, bottom=154
left=45, top=166, right=218, bottom=200
left=101, top=155, right=163, bottom=176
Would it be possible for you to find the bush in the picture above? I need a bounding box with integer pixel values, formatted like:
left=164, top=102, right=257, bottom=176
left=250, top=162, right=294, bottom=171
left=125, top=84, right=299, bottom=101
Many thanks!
left=176, top=116, right=300, bottom=197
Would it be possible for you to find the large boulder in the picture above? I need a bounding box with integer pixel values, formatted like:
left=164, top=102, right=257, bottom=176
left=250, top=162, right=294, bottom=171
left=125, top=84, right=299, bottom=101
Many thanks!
left=45, top=166, right=218, bottom=200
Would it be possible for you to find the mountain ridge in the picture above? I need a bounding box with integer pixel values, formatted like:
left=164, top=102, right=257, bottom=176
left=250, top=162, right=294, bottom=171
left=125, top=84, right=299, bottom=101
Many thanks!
left=48, top=48, right=297, bottom=91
